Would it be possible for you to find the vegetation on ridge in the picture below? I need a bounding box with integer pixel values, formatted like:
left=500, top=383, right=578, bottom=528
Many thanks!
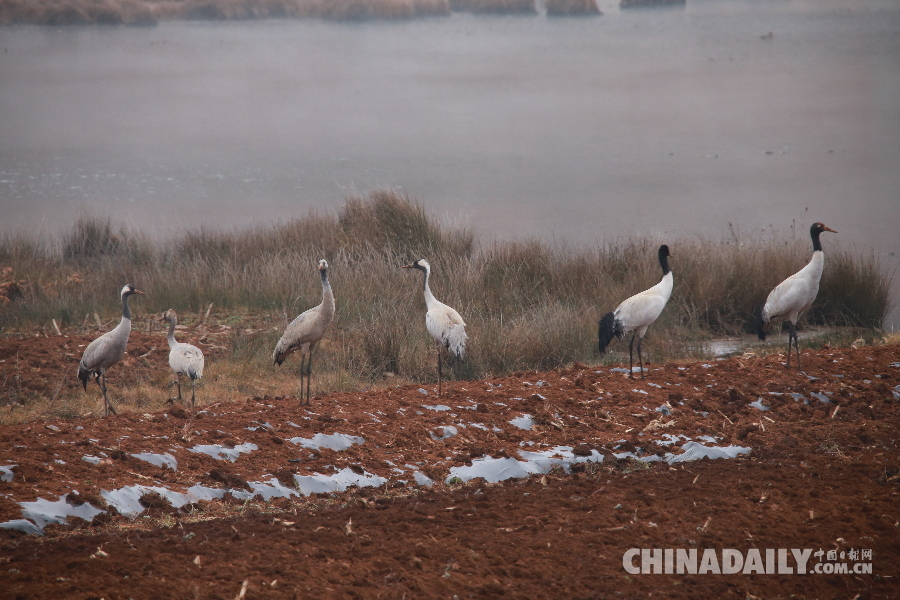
left=0, top=190, right=890, bottom=395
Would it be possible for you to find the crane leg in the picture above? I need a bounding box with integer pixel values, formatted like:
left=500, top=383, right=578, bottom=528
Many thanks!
left=298, top=353, right=308, bottom=405
left=628, top=334, right=636, bottom=379
left=99, top=373, right=116, bottom=416
left=789, top=322, right=801, bottom=370
left=637, top=336, right=645, bottom=379
left=93, top=373, right=104, bottom=412
left=170, top=374, right=183, bottom=403
left=305, top=350, right=315, bottom=406
left=190, top=378, right=196, bottom=411
left=437, top=346, right=443, bottom=397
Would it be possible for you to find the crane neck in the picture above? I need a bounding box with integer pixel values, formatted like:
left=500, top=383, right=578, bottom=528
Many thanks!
left=810, top=228, right=825, bottom=252
left=121, top=292, right=133, bottom=322
left=804, top=248, right=825, bottom=277
left=421, top=265, right=438, bottom=306
left=166, top=317, right=177, bottom=348
left=659, top=252, right=671, bottom=276
left=320, top=269, right=335, bottom=316
left=659, top=270, right=674, bottom=301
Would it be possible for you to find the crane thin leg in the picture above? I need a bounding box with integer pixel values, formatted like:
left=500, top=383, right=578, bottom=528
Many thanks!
left=637, top=336, right=645, bottom=379
left=298, top=353, right=308, bottom=405
left=170, top=374, right=183, bottom=403
left=437, top=346, right=443, bottom=397
left=788, top=322, right=801, bottom=370
left=305, top=350, right=315, bottom=406
left=98, top=373, right=116, bottom=416
left=628, top=334, right=636, bottom=380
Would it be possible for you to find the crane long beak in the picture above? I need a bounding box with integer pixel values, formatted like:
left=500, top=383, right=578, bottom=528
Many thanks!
left=823, top=226, right=838, bottom=233
left=401, top=265, right=413, bottom=269
left=134, top=289, right=146, bottom=295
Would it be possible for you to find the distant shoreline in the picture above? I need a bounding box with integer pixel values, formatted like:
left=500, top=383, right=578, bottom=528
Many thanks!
left=0, top=0, right=618, bottom=27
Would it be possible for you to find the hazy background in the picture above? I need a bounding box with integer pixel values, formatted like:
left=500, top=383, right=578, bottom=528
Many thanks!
left=1, top=0, right=898, bottom=326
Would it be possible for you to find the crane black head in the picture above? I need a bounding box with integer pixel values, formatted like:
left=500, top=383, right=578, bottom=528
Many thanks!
left=658, top=245, right=671, bottom=275
left=401, top=259, right=430, bottom=273
left=810, top=223, right=837, bottom=252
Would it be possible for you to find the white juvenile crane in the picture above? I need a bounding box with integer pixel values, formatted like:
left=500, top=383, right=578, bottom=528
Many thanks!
left=77, top=284, right=144, bottom=415
left=756, top=222, right=837, bottom=369
left=402, top=259, right=468, bottom=396
left=598, top=245, right=673, bottom=379
left=273, top=259, right=335, bottom=404
left=161, top=309, right=205, bottom=410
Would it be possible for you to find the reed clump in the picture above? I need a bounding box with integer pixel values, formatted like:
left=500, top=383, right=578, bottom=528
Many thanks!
left=0, top=190, right=891, bottom=392
left=545, top=0, right=599, bottom=16
left=181, top=0, right=450, bottom=20
left=449, top=0, right=535, bottom=13
left=0, top=0, right=451, bottom=24
left=0, top=0, right=159, bottom=25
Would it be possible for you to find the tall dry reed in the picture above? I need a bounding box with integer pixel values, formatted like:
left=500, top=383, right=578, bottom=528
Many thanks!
left=0, top=0, right=451, bottom=24
left=0, top=190, right=891, bottom=388
left=449, top=0, right=535, bottom=13
left=545, top=0, right=599, bottom=16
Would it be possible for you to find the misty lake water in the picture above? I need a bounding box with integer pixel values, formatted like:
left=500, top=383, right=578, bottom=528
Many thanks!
left=1, top=0, right=899, bottom=326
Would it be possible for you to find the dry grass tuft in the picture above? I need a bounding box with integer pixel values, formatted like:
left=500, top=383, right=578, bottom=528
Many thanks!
left=620, top=0, right=684, bottom=7
left=0, top=190, right=891, bottom=419
left=0, top=0, right=160, bottom=25
left=0, top=0, right=451, bottom=24
left=449, top=0, right=535, bottom=14
left=545, top=0, right=599, bottom=16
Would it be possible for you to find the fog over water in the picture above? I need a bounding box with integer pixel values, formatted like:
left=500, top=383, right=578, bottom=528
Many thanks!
left=1, top=0, right=898, bottom=326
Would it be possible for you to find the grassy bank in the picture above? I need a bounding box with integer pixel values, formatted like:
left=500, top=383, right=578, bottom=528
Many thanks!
left=0, top=0, right=557, bottom=26
left=0, top=191, right=891, bottom=396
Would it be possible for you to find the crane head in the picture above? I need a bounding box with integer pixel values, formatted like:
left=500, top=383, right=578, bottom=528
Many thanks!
left=121, top=284, right=145, bottom=298
left=812, top=223, right=837, bottom=234
left=318, top=259, right=329, bottom=272
left=401, top=259, right=429, bottom=272
left=160, top=309, right=177, bottom=325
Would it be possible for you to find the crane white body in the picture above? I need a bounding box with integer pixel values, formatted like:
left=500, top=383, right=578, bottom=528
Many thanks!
left=611, top=273, right=674, bottom=339
left=273, top=259, right=335, bottom=404
left=598, top=245, right=672, bottom=379
left=757, top=222, right=837, bottom=369
left=760, top=251, right=824, bottom=329
left=403, top=259, right=467, bottom=395
left=78, top=284, right=144, bottom=415
left=162, top=309, right=205, bottom=409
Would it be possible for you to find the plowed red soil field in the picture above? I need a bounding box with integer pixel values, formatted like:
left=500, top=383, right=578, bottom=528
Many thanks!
left=1, top=336, right=898, bottom=599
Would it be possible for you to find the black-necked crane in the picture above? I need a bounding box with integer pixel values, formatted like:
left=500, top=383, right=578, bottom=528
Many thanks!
left=756, top=222, right=837, bottom=369
left=273, top=259, right=335, bottom=405
left=161, top=309, right=205, bottom=410
left=77, top=284, right=144, bottom=415
left=598, top=245, right=673, bottom=379
left=402, top=259, right=467, bottom=396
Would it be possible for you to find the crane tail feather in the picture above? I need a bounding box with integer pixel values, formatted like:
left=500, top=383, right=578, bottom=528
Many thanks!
left=598, top=312, right=620, bottom=354
left=755, top=305, right=768, bottom=341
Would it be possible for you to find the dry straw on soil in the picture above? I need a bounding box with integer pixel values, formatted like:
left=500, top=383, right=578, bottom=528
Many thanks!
left=0, top=190, right=891, bottom=399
